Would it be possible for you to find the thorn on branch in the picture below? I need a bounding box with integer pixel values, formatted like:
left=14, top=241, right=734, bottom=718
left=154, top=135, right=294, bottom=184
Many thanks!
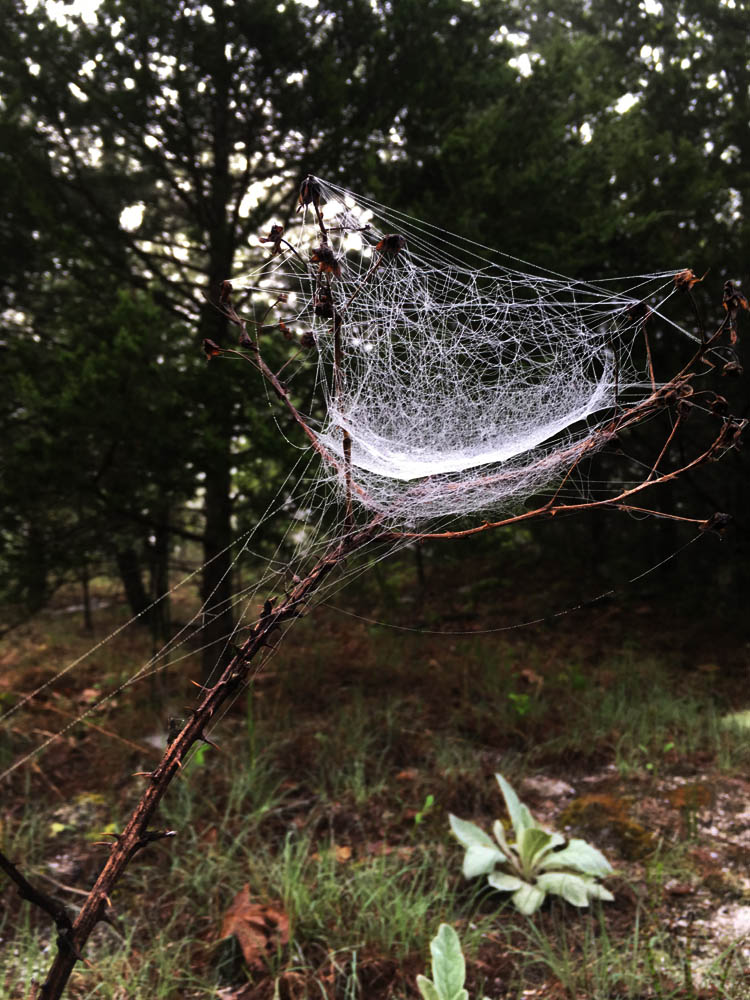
left=134, top=829, right=177, bottom=855
left=167, top=717, right=186, bottom=745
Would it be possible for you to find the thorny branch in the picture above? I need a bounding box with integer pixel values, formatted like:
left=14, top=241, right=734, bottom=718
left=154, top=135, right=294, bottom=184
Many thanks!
left=31, top=181, right=746, bottom=998
left=36, top=520, right=382, bottom=999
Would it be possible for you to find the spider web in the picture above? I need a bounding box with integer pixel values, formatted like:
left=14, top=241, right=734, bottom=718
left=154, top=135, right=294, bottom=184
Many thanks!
left=0, top=177, right=714, bottom=784
left=233, top=176, right=697, bottom=526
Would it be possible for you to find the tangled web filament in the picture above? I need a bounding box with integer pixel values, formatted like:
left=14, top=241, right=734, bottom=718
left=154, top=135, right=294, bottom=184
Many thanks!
left=240, top=178, right=698, bottom=526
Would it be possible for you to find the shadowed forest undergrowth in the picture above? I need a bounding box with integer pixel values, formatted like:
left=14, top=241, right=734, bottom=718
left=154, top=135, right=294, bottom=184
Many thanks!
left=2, top=542, right=750, bottom=999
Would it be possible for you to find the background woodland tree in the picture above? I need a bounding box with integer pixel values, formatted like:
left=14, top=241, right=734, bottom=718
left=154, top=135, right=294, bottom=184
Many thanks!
left=1, top=0, right=747, bottom=647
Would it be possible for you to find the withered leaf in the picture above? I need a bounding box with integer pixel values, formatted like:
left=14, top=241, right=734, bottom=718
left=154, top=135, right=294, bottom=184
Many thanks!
left=375, top=233, right=406, bottom=256
left=310, top=244, right=341, bottom=278
left=203, top=338, right=222, bottom=360
left=260, top=224, right=284, bottom=255
left=674, top=268, right=707, bottom=291
left=298, top=175, right=322, bottom=211
left=219, top=884, right=289, bottom=970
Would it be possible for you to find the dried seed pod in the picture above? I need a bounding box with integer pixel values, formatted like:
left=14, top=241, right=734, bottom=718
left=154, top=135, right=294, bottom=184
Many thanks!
left=298, top=175, right=322, bottom=211
left=674, top=268, right=707, bottom=291
left=700, top=512, right=732, bottom=535
left=710, top=395, right=729, bottom=416
left=722, top=280, right=748, bottom=313
left=376, top=233, right=406, bottom=256
left=625, top=300, right=651, bottom=326
left=259, top=224, right=285, bottom=255
left=314, top=288, right=334, bottom=318
left=722, top=360, right=743, bottom=376
left=310, top=243, right=341, bottom=278
left=202, top=338, right=222, bottom=360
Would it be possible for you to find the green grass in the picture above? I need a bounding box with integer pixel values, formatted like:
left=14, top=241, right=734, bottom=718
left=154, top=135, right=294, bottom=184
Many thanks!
left=4, top=583, right=750, bottom=999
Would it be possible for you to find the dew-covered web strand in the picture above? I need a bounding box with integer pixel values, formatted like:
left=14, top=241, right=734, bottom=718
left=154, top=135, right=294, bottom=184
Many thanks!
left=321, top=177, right=698, bottom=327
left=320, top=532, right=705, bottom=638
left=237, top=178, right=704, bottom=526
left=0, top=450, right=331, bottom=782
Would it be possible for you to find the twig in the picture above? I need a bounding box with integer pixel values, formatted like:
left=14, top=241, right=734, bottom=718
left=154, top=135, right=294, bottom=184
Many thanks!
left=0, top=848, right=76, bottom=948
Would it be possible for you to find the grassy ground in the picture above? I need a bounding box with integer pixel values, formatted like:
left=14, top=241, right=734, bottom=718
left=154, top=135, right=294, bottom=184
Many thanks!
left=2, top=545, right=750, bottom=999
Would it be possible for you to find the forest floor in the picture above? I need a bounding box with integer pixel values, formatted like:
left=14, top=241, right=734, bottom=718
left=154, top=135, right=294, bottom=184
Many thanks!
left=2, top=543, right=750, bottom=999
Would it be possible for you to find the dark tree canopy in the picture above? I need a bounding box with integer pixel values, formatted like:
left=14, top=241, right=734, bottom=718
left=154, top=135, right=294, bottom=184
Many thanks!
left=0, top=0, right=747, bottom=638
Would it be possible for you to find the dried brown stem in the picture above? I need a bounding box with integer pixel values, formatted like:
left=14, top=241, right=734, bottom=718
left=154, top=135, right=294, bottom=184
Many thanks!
left=396, top=411, right=741, bottom=542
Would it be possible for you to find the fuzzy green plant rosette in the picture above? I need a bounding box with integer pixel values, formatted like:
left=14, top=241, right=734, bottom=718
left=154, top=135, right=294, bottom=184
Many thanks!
left=450, top=774, right=615, bottom=916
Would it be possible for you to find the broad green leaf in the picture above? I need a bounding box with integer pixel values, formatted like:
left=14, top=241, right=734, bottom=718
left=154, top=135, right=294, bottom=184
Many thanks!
left=511, top=882, right=546, bottom=916
left=430, top=924, right=466, bottom=1000
left=449, top=814, right=497, bottom=850
left=539, top=838, right=613, bottom=877
left=487, top=872, right=525, bottom=892
left=721, top=710, right=750, bottom=731
left=492, top=819, right=512, bottom=857
left=519, top=826, right=554, bottom=873
left=462, top=843, right=505, bottom=879
left=583, top=879, right=615, bottom=903
left=536, top=872, right=590, bottom=907
left=417, top=975, right=442, bottom=1000
left=495, top=774, right=532, bottom=842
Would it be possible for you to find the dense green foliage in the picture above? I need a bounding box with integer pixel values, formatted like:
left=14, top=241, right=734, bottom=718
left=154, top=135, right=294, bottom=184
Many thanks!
left=1, top=0, right=747, bottom=638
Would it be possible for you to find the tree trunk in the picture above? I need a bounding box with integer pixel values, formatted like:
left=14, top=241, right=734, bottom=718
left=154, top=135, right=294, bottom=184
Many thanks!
left=115, top=546, right=151, bottom=624
left=81, top=562, right=93, bottom=632
left=200, top=444, right=235, bottom=681
left=149, top=503, right=171, bottom=647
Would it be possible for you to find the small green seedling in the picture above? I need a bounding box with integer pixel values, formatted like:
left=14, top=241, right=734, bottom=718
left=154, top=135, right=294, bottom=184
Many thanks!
left=449, top=773, right=614, bottom=916
left=417, top=924, right=490, bottom=1000
left=414, top=793, right=436, bottom=825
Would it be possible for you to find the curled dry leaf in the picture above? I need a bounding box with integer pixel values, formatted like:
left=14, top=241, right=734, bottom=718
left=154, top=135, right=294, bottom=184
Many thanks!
left=674, top=268, right=707, bottom=291
left=203, top=338, right=222, bottom=360
left=310, top=243, right=341, bottom=278
left=219, top=884, right=289, bottom=970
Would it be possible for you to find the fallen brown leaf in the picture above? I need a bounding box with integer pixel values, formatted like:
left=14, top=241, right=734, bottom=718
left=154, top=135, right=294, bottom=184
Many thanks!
left=219, top=884, right=289, bottom=970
